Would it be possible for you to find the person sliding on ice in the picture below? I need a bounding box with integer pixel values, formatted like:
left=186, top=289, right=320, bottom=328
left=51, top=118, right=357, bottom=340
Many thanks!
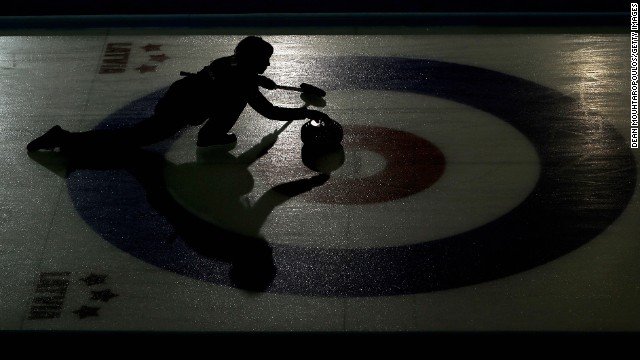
left=27, top=36, right=328, bottom=152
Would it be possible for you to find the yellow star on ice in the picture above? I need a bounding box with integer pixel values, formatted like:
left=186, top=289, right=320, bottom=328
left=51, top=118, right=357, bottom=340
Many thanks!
left=141, top=44, right=162, bottom=52
left=149, top=54, right=170, bottom=62
left=136, top=64, right=157, bottom=73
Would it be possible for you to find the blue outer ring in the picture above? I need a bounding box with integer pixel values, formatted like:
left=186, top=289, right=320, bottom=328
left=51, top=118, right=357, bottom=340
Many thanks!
left=67, top=56, right=637, bottom=296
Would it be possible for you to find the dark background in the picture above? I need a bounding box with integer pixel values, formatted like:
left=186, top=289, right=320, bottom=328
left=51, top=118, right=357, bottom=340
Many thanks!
left=2, top=1, right=630, bottom=16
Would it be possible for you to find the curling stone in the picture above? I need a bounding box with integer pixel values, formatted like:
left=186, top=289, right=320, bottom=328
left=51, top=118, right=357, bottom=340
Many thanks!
left=301, top=144, right=345, bottom=174
left=300, top=117, right=343, bottom=147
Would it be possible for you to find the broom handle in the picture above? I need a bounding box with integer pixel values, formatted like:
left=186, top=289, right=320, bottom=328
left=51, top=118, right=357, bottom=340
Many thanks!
left=274, top=85, right=303, bottom=92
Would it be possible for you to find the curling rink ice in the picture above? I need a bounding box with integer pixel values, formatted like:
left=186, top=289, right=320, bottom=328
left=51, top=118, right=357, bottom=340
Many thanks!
left=1, top=28, right=639, bottom=335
